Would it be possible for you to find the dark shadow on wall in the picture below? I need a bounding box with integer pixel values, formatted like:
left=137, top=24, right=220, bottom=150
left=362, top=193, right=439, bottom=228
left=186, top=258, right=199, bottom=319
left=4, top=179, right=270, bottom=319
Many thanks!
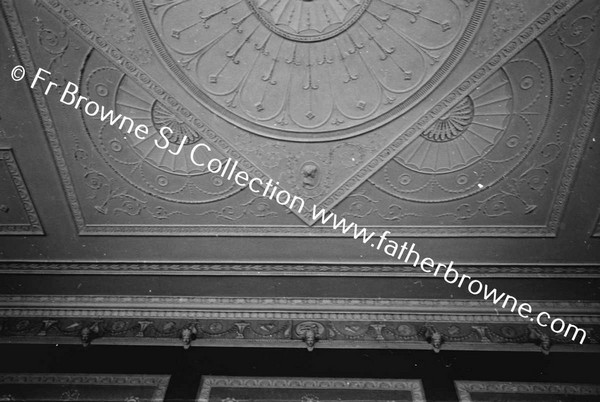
left=0, top=345, right=598, bottom=401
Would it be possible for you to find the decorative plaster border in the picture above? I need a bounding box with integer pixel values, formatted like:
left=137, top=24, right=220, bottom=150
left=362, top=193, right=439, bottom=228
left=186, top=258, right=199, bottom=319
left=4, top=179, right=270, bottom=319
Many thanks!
left=316, top=0, right=582, bottom=219
left=455, top=381, right=600, bottom=402
left=0, top=295, right=598, bottom=323
left=197, top=377, right=425, bottom=402
left=0, top=262, right=599, bottom=277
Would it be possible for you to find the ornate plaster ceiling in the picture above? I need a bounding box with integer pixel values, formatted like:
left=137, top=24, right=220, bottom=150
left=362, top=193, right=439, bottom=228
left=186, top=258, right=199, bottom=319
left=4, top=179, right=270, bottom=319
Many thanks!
left=1, top=0, right=600, bottom=352
left=2, top=0, right=599, bottom=237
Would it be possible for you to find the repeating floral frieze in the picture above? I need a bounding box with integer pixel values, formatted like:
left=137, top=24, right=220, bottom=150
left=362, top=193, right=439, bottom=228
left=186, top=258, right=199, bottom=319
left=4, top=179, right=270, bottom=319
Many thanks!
left=593, top=215, right=600, bottom=237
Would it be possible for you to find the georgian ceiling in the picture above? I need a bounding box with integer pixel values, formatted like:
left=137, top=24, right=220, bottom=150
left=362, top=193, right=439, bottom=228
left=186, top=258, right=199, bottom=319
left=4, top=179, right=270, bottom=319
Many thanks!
left=0, top=0, right=599, bottom=351
left=0, top=0, right=598, bottom=238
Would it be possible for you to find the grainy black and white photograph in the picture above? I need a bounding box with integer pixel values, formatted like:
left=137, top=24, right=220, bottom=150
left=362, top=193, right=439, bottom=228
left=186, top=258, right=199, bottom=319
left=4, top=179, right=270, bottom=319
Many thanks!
left=0, top=0, right=599, bottom=400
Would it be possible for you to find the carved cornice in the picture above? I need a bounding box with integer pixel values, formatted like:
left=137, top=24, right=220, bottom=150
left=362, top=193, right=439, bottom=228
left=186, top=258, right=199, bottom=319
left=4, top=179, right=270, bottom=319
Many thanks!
left=0, top=295, right=598, bottom=322
left=0, top=298, right=598, bottom=352
left=0, top=373, right=169, bottom=387
left=0, top=262, right=599, bottom=277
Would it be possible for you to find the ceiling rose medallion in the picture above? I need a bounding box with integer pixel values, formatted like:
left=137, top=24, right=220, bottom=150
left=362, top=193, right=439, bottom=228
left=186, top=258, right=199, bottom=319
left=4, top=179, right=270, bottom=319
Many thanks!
left=140, top=0, right=485, bottom=141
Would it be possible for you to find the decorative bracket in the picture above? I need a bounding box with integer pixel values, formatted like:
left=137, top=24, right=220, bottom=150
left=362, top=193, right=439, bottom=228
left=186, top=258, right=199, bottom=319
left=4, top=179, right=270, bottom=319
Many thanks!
left=295, top=322, right=325, bottom=352
left=425, top=325, right=444, bottom=353
left=181, top=324, right=198, bottom=349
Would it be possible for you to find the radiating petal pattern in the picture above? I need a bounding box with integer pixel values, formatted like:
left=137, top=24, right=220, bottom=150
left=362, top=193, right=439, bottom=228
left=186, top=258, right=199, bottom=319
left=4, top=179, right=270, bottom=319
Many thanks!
left=141, top=0, right=484, bottom=140
left=397, top=70, right=512, bottom=172
left=80, top=51, right=243, bottom=204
